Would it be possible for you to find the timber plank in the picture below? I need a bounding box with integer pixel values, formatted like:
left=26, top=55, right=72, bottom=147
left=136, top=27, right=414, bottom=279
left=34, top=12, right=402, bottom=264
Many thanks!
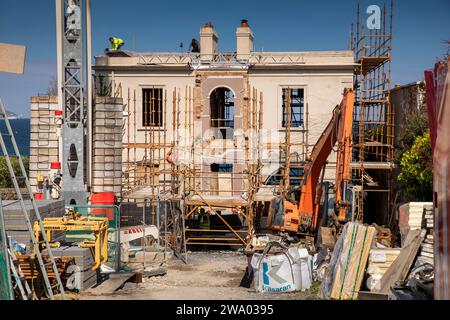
left=377, top=229, right=422, bottom=294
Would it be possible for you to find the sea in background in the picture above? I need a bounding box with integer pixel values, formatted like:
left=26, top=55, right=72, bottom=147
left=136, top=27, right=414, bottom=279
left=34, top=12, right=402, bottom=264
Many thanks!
left=0, top=119, right=30, bottom=157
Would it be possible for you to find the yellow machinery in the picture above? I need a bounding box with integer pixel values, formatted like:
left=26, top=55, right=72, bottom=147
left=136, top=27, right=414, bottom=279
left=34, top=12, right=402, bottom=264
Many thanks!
left=33, top=209, right=108, bottom=270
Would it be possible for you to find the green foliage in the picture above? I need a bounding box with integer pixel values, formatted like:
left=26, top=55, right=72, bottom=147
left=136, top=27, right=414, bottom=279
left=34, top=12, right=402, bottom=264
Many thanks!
left=394, top=98, right=429, bottom=164
left=398, top=131, right=433, bottom=201
left=0, top=156, right=29, bottom=188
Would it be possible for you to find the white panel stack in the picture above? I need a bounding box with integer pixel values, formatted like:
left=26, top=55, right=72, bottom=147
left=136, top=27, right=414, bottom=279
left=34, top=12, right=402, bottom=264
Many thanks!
left=366, top=248, right=401, bottom=291
left=29, top=96, right=60, bottom=192
left=418, top=204, right=434, bottom=265
left=398, top=202, right=433, bottom=246
left=92, top=97, right=123, bottom=196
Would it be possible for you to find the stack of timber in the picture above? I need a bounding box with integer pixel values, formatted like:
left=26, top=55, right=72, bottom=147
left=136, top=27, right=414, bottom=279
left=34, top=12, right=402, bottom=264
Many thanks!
left=2, top=199, right=65, bottom=249
left=366, top=248, right=401, bottom=291
left=418, top=204, right=434, bottom=265
left=92, top=97, right=123, bottom=196
left=324, top=223, right=376, bottom=300
left=49, top=246, right=98, bottom=291
left=17, top=253, right=74, bottom=281
left=29, top=96, right=60, bottom=192
left=17, top=253, right=74, bottom=298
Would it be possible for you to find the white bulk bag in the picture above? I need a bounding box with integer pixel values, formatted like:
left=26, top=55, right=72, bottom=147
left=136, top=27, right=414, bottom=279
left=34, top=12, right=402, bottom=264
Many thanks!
left=251, top=242, right=312, bottom=293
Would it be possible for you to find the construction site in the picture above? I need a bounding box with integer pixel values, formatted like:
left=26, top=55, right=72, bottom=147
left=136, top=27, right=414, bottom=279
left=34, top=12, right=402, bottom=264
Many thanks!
left=1, top=0, right=450, bottom=304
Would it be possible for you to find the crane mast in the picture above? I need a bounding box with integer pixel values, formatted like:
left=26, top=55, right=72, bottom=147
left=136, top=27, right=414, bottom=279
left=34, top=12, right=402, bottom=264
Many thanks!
left=56, top=0, right=92, bottom=205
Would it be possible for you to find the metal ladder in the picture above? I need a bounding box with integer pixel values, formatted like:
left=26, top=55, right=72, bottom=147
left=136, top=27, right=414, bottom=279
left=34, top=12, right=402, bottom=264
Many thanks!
left=0, top=98, right=66, bottom=300
left=0, top=195, right=14, bottom=299
left=8, top=247, right=33, bottom=300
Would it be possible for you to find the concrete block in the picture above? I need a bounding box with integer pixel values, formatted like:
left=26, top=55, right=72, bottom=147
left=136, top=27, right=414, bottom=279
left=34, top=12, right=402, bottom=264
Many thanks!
left=30, top=140, right=59, bottom=148
left=95, top=96, right=123, bottom=105
left=93, top=126, right=122, bottom=134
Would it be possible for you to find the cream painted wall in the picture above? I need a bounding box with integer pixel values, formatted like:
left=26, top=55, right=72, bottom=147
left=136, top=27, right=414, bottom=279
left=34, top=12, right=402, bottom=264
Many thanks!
left=249, top=71, right=354, bottom=180
left=98, top=72, right=196, bottom=162
left=96, top=66, right=353, bottom=182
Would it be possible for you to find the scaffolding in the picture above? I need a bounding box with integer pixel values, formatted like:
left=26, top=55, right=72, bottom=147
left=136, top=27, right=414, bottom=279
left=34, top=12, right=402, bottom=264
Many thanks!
left=279, top=87, right=308, bottom=195
left=350, top=0, right=394, bottom=224
left=121, top=87, right=177, bottom=199
left=119, top=86, right=186, bottom=257
left=182, top=81, right=263, bottom=247
left=118, top=72, right=267, bottom=249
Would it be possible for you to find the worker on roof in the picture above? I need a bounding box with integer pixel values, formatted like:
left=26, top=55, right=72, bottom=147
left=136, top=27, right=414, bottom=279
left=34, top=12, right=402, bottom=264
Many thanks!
left=109, top=37, right=124, bottom=51
left=189, top=38, right=200, bottom=53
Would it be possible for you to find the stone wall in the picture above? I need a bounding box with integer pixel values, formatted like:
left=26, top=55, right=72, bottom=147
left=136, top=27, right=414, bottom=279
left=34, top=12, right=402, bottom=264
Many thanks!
left=91, top=97, right=123, bottom=196
left=29, top=96, right=60, bottom=193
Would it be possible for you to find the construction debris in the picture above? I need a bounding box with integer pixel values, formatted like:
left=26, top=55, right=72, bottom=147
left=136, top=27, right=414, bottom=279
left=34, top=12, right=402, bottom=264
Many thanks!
left=84, top=272, right=137, bottom=296
left=377, top=229, right=423, bottom=294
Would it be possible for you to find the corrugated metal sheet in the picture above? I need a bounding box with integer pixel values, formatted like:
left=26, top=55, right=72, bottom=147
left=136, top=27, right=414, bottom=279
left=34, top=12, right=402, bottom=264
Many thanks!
left=425, top=58, right=450, bottom=300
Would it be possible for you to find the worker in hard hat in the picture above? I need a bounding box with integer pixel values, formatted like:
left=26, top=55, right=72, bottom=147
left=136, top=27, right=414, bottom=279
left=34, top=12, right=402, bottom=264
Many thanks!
left=109, top=37, right=124, bottom=51
left=198, top=208, right=210, bottom=230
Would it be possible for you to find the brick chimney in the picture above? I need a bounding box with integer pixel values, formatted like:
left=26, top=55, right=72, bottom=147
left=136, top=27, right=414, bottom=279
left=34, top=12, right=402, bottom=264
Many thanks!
left=200, top=22, right=218, bottom=61
left=236, top=19, right=253, bottom=60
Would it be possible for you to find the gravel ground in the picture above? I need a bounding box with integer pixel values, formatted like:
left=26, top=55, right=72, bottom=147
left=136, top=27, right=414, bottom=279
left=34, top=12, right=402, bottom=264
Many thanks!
left=81, top=251, right=319, bottom=300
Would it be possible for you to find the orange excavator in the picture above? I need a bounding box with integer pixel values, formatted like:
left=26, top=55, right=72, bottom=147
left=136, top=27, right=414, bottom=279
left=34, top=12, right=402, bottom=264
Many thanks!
left=268, top=88, right=355, bottom=234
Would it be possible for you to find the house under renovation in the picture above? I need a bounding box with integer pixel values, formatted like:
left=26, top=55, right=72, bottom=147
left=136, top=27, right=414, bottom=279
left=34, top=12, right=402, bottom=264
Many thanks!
left=29, top=17, right=394, bottom=248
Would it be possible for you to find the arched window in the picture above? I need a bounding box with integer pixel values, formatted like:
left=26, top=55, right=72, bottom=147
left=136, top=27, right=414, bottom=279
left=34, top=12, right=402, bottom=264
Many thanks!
left=210, top=87, right=234, bottom=139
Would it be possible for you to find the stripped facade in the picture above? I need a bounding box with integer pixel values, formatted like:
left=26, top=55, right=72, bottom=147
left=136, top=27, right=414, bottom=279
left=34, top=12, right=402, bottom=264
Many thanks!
left=93, top=21, right=355, bottom=202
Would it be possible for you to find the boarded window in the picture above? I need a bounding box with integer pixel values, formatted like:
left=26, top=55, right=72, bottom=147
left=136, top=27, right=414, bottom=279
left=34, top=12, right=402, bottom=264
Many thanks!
left=142, top=88, right=163, bottom=127
left=211, top=164, right=233, bottom=173
left=282, top=88, right=304, bottom=127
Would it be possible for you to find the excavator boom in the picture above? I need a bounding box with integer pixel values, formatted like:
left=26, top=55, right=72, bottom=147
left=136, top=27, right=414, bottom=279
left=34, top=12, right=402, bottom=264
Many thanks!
left=298, top=88, right=354, bottom=231
left=269, top=89, right=354, bottom=233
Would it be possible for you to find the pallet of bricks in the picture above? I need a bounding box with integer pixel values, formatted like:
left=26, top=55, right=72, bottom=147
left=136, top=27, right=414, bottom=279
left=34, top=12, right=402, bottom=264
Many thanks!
left=29, top=96, right=60, bottom=193
left=2, top=199, right=65, bottom=248
left=46, top=246, right=98, bottom=292
left=92, top=97, right=123, bottom=197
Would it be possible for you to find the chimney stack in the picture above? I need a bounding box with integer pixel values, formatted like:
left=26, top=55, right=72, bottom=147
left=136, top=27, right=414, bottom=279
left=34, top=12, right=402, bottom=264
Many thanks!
left=236, top=19, right=253, bottom=60
left=200, top=22, right=218, bottom=61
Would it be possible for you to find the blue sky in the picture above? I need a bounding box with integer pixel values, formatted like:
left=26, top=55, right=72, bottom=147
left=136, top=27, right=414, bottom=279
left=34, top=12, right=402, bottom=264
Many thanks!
left=0, top=0, right=449, bottom=117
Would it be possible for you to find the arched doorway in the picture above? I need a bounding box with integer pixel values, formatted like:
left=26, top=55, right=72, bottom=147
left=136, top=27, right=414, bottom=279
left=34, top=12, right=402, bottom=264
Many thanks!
left=210, top=87, right=234, bottom=139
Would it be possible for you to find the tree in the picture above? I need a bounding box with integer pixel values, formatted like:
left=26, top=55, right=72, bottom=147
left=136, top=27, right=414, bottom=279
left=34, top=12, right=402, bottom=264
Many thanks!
left=45, top=76, right=58, bottom=96
left=0, top=156, right=29, bottom=188
left=394, top=82, right=429, bottom=164
left=398, top=130, right=433, bottom=201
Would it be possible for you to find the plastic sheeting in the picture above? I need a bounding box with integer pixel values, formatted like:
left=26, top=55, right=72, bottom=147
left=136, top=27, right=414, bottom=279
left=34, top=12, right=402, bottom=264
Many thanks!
left=320, top=222, right=376, bottom=299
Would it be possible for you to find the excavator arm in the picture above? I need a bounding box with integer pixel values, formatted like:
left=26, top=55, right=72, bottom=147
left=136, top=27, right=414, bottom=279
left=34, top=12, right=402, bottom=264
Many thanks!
left=298, top=88, right=354, bottom=231
left=270, top=89, right=354, bottom=233
left=334, top=89, right=355, bottom=221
